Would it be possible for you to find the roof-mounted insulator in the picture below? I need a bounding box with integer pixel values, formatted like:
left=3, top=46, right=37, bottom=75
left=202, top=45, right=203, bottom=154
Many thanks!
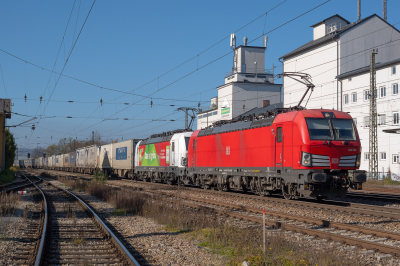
left=100, top=98, right=103, bottom=106
left=40, top=96, right=42, bottom=103
left=151, top=98, right=153, bottom=108
left=24, top=94, right=27, bottom=102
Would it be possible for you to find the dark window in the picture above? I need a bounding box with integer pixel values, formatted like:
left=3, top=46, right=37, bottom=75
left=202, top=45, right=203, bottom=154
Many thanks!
left=305, top=118, right=333, bottom=140
left=331, top=119, right=356, bottom=141
left=185, top=137, right=190, bottom=150
left=172, top=142, right=175, bottom=152
left=277, top=127, right=282, bottom=143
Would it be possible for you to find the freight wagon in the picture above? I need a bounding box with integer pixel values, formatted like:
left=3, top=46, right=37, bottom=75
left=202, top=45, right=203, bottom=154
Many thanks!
left=97, top=144, right=112, bottom=175
left=84, top=145, right=98, bottom=174
left=112, top=140, right=138, bottom=178
left=63, top=152, right=76, bottom=172
left=76, top=148, right=85, bottom=173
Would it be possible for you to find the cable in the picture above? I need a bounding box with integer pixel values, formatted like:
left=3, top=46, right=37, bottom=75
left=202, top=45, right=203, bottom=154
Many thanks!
left=28, top=0, right=97, bottom=145
left=0, top=64, right=8, bottom=97
left=67, top=1, right=330, bottom=138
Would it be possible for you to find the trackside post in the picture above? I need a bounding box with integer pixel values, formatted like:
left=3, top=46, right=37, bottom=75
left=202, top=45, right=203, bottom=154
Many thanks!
left=263, top=208, right=265, bottom=257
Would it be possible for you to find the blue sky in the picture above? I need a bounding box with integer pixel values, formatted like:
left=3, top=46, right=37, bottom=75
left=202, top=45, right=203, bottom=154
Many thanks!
left=2, top=0, right=399, bottom=150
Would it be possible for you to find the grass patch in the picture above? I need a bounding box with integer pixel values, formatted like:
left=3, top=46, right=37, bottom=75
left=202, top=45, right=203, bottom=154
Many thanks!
left=72, top=238, right=84, bottom=245
left=113, top=209, right=125, bottom=216
left=0, top=169, right=15, bottom=185
left=0, top=234, right=7, bottom=242
left=190, top=226, right=360, bottom=265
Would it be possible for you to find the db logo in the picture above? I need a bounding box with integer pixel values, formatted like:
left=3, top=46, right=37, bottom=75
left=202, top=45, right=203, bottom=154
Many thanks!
left=331, top=158, right=339, bottom=164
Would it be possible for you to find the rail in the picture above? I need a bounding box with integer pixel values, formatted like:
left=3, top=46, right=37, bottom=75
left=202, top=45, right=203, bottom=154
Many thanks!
left=33, top=174, right=141, bottom=266
left=22, top=174, right=48, bottom=266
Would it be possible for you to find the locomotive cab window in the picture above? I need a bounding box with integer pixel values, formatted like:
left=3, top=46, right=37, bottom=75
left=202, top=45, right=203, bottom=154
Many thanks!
left=305, top=118, right=356, bottom=141
left=277, top=127, right=282, bottom=143
left=305, top=118, right=333, bottom=140
left=331, top=119, right=356, bottom=141
left=185, top=137, right=190, bottom=150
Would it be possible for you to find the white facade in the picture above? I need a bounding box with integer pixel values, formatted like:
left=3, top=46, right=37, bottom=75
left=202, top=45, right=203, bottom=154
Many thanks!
left=281, top=14, right=400, bottom=175
left=341, top=65, right=400, bottom=174
left=197, top=41, right=282, bottom=129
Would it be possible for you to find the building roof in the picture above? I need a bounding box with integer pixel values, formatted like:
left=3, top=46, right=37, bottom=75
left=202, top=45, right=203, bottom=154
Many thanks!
left=234, top=45, right=266, bottom=50
left=237, top=102, right=283, bottom=117
left=280, top=14, right=387, bottom=60
left=310, top=14, right=351, bottom=28
left=336, top=57, right=400, bottom=80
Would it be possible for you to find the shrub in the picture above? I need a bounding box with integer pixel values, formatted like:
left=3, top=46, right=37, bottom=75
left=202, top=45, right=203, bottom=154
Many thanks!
left=0, top=169, right=15, bottom=185
left=93, top=167, right=108, bottom=184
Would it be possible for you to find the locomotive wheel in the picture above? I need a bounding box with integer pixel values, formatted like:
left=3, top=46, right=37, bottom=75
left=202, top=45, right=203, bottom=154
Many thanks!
left=282, top=184, right=293, bottom=200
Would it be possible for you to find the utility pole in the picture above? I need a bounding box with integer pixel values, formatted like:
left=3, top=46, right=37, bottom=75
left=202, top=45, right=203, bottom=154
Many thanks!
left=175, top=107, right=198, bottom=129
left=92, top=131, right=94, bottom=145
left=369, top=49, right=378, bottom=179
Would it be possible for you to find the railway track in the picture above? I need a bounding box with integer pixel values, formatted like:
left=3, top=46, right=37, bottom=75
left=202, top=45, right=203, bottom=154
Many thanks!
left=347, top=190, right=400, bottom=203
left=123, top=184, right=400, bottom=258
left=13, top=173, right=142, bottom=266
left=30, top=169, right=400, bottom=259
left=31, top=168, right=400, bottom=220
left=0, top=174, right=39, bottom=193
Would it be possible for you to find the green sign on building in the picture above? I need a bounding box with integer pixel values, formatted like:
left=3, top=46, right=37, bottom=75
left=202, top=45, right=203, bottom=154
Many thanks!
left=221, top=107, right=230, bottom=115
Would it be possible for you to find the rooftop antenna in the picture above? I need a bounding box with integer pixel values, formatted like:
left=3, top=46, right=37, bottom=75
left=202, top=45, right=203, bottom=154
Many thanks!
left=275, top=72, right=315, bottom=108
left=263, top=36, right=268, bottom=49
left=358, top=0, right=361, bottom=21
left=383, top=0, right=387, bottom=21
left=243, top=37, right=248, bottom=46
left=230, top=33, right=236, bottom=49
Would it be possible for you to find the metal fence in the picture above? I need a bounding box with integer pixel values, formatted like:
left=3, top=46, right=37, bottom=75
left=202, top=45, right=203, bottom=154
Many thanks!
left=366, top=171, right=400, bottom=180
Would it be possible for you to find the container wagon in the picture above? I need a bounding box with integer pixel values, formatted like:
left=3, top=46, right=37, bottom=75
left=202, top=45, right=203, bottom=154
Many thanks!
left=97, top=144, right=112, bottom=175
left=112, top=140, right=138, bottom=178
left=76, top=148, right=85, bottom=173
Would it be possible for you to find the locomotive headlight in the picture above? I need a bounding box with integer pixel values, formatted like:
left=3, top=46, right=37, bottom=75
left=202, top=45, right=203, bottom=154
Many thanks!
left=301, top=152, right=311, bottom=167
left=356, top=154, right=361, bottom=167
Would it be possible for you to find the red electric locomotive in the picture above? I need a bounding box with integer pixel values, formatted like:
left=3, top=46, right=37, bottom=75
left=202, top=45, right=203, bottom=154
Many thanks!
left=186, top=108, right=366, bottom=199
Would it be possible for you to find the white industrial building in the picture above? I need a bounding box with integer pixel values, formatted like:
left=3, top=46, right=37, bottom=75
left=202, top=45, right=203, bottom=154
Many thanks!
left=280, top=14, right=400, bottom=175
left=197, top=37, right=282, bottom=129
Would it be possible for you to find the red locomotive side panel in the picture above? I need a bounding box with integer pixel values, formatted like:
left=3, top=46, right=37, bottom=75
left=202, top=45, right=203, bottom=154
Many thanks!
left=189, top=126, right=277, bottom=168
left=138, top=141, right=170, bottom=167
left=189, top=109, right=362, bottom=171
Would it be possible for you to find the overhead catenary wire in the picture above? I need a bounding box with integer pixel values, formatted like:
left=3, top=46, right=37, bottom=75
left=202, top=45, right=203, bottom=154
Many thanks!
left=0, top=64, right=8, bottom=97
left=20, top=0, right=331, bottom=147
left=65, top=1, right=331, bottom=140
left=26, top=0, right=97, bottom=146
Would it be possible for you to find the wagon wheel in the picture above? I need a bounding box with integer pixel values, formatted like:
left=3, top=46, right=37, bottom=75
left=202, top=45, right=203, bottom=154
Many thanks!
left=217, top=184, right=223, bottom=191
